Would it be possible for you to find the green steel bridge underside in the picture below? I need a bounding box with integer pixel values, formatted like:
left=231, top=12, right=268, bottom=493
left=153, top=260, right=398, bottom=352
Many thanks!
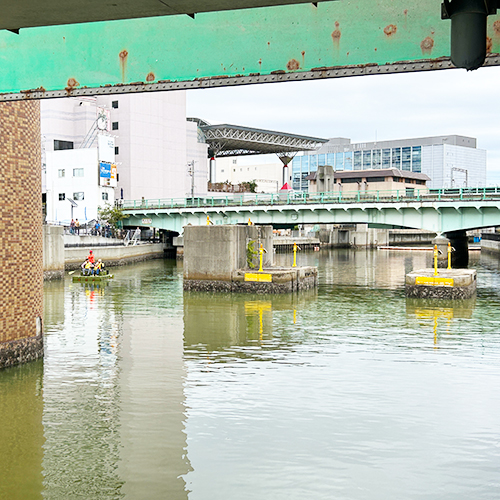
left=122, top=190, right=500, bottom=234
left=2, top=0, right=500, bottom=100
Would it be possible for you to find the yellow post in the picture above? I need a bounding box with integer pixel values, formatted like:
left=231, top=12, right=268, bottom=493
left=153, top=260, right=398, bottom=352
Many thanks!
left=292, top=242, right=297, bottom=267
left=433, top=244, right=438, bottom=276
left=248, top=218, right=252, bottom=225
left=206, top=215, right=210, bottom=225
left=447, top=242, right=452, bottom=270
left=293, top=309, right=297, bottom=324
left=259, top=244, right=264, bottom=272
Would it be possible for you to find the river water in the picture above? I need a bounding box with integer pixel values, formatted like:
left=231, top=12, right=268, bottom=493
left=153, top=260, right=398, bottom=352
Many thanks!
left=1, top=249, right=500, bottom=499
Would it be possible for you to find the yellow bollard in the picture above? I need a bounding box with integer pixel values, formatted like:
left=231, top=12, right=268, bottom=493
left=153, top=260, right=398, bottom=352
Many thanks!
left=248, top=218, right=252, bottom=225
left=433, top=245, right=438, bottom=276
left=259, top=244, right=264, bottom=272
left=447, top=242, right=452, bottom=270
left=292, top=242, right=297, bottom=267
left=206, top=215, right=210, bottom=225
left=293, top=309, right=297, bottom=324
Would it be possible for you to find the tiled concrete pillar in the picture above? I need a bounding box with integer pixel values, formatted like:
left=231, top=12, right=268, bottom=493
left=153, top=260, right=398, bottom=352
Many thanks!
left=0, top=100, right=43, bottom=369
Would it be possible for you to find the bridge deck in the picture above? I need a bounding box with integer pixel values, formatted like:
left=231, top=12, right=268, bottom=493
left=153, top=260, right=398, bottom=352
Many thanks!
left=121, top=187, right=500, bottom=235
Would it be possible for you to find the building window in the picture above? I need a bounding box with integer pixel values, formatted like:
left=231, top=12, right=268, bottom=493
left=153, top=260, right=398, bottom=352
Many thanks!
left=221, top=169, right=224, bottom=173
left=402, top=147, right=412, bottom=171
left=232, top=159, right=237, bottom=164
left=115, top=146, right=119, bottom=155
left=54, top=140, right=74, bottom=150
left=382, top=149, right=391, bottom=168
left=372, top=149, right=381, bottom=169
left=102, top=192, right=109, bottom=200
left=353, top=151, right=362, bottom=170
left=412, top=146, right=422, bottom=173
left=73, top=168, right=84, bottom=177
left=392, top=148, right=401, bottom=169
left=367, top=177, right=386, bottom=183
left=58, top=169, right=65, bottom=178
left=73, top=192, right=84, bottom=201
left=363, top=150, right=372, bottom=169
left=58, top=193, right=65, bottom=201
left=112, top=100, right=119, bottom=109
left=344, top=152, right=353, bottom=171
left=112, top=122, right=119, bottom=130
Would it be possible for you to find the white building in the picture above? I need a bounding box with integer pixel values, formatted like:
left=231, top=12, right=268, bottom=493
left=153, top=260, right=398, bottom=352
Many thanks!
left=42, top=92, right=209, bottom=224
left=95, top=93, right=208, bottom=201
left=214, top=156, right=282, bottom=193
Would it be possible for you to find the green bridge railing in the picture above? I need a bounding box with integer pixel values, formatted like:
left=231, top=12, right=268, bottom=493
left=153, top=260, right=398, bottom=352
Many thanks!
left=121, top=186, right=500, bottom=211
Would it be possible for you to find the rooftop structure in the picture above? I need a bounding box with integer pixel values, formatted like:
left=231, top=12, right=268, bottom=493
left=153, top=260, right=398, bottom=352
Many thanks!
left=193, top=122, right=327, bottom=157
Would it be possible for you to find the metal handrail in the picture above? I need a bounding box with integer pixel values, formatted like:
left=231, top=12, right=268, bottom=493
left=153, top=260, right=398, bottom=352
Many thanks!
left=121, top=187, right=500, bottom=211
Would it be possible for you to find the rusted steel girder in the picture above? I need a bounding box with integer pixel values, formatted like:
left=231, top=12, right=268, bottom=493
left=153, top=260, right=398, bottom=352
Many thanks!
left=0, top=0, right=500, bottom=100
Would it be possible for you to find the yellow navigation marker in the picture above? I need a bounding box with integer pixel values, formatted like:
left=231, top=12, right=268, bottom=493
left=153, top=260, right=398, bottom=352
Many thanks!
left=244, top=273, right=272, bottom=282
left=433, top=244, right=438, bottom=276
left=292, top=242, right=300, bottom=267
left=415, top=276, right=454, bottom=286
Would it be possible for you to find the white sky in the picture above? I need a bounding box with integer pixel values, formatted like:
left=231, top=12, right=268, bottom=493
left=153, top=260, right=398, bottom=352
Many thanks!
left=186, top=65, right=500, bottom=184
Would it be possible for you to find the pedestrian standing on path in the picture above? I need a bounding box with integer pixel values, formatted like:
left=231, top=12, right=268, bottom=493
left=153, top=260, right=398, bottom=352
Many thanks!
left=75, top=219, right=80, bottom=235
left=70, top=219, right=75, bottom=235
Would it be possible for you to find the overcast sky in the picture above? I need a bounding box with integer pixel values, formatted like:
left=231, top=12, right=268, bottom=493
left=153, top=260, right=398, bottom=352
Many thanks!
left=186, top=65, right=500, bottom=184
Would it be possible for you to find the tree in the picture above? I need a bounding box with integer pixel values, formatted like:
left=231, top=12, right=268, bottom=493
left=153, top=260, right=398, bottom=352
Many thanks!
left=98, top=203, right=129, bottom=229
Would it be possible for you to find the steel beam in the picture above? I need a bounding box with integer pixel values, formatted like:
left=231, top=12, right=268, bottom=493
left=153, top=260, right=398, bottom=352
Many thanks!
left=2, top=1, right=500, bottom=100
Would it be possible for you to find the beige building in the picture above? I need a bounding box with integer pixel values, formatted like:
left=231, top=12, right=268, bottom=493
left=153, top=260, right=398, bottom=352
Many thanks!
left=307, top=166, right=430, bottom=197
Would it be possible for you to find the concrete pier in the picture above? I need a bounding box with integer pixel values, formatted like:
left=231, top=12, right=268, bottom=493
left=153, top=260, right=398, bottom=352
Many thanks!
left=183, top=225, right=318, bottom=293
left=405, top=268, right=477, bottom=299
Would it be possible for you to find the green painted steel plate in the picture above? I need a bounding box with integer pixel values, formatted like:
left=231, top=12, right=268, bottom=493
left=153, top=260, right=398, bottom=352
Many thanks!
left=1, top=0, right=500, bottom=100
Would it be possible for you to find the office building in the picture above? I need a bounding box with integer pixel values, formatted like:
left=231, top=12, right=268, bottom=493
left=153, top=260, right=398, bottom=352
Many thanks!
left=292, top=135, right=486, bottom=191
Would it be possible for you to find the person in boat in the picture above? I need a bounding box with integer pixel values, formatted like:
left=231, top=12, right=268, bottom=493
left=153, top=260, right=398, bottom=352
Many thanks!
left=83, top=260, right=94, bottom=276
left=88, top=250, right=95, bottom=264
left=94, top=259, right=104, bottom=275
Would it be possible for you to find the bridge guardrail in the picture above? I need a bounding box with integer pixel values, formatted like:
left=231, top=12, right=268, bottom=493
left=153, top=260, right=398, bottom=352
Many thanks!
left=120, top=186, right=500, bottom=211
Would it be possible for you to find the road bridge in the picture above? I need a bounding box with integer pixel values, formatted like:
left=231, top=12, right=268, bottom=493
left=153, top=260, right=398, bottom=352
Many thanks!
left=122, top=188, right=500, bottom=234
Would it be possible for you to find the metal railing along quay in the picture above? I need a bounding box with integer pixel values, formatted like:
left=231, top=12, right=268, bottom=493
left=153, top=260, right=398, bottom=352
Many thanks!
left=120, top=186, right=500, bottom=211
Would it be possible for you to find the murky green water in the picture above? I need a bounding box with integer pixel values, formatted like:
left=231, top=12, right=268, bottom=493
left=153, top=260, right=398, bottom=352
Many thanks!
left=2, top=249, right=500, bottom=499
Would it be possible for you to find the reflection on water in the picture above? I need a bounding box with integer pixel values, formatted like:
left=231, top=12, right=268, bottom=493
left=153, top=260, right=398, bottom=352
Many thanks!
left=1, top=251, right=500, bottom=499
left=0, top=361, right=44, bottom=500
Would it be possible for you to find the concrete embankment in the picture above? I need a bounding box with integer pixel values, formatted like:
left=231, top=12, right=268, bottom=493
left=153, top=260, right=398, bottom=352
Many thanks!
left=64, top=243, right=167, bottom=270
left=481, top=233, right=500, bottom=254
left=43, top=225, right=168, bottom=278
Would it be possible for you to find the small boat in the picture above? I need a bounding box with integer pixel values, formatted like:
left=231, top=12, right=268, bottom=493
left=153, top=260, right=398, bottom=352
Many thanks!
left=72, top=272, right=113, bottom=283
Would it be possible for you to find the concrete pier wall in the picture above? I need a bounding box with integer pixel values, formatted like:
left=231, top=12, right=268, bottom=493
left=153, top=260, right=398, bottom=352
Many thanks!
left=43, top=225, right=65, bottom=280
left=183, top=225, right=273, bottom=281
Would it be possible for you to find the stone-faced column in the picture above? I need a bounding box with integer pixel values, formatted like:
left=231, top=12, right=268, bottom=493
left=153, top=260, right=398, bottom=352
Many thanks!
left=0, top=100, right=43, bottom=369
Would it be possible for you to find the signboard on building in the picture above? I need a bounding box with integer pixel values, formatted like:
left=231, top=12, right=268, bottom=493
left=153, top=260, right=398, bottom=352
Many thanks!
left=98, top=135, right=117, bottom=187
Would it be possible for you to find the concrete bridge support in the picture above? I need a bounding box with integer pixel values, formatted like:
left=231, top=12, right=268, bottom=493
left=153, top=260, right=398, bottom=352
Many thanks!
left=0, top=101, right=44, bottom=369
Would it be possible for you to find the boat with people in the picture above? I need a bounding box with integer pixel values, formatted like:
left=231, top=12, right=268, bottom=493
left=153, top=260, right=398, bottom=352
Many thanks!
left=71, top=250, right=114, bottom=282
